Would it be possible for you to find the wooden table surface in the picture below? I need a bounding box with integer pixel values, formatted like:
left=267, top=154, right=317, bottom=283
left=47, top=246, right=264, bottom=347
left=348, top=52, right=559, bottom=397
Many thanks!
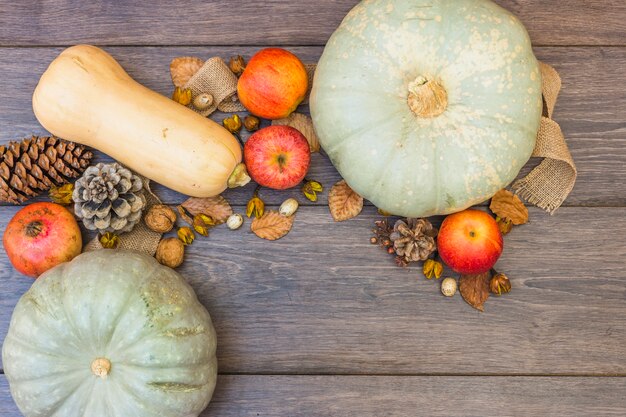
left=1, top=1, right=625, bottom=415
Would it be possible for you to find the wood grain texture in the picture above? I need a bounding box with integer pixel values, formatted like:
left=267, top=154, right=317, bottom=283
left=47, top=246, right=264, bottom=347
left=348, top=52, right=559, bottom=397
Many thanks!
left=1, top=374, right=625, bottom=416
left=0, top=46, right=624, bottom=207
left=0, top=1, right=624, bottom=46
left=2, top=206, right=625, bottom=374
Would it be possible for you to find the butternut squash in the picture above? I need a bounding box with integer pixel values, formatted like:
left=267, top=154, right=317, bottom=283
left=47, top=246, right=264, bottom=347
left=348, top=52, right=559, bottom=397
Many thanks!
left=33, top=45, right=245, bottom=197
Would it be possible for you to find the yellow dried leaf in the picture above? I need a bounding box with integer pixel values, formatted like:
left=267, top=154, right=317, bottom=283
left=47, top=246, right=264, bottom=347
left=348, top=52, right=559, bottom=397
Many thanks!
left=328, top=180, right=363, bottom=222
left=250, top=210, right=294, bottom=241
left=459, top=272, right=492, bottom=312
left=489, top=189, right=529, bottom=225
left=193, top=214, right=213, bottom=237
left=170, top=56, right=204, bottom=88
left=272, top=113, right=320, bottom=152
left=181, top=196, right=233, bottom=224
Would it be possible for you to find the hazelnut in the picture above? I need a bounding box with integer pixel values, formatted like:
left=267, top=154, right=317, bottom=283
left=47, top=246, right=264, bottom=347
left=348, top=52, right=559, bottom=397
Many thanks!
left=441, top=277, right=457, bottom=297
left=144, top=204, right=177, bottom=233
left=156, top=238, right=185, bottom=268
left=193, top=93, right=214, bottom=111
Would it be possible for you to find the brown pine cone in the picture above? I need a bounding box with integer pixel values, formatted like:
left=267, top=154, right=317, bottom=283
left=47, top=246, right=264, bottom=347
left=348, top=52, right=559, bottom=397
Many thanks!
left=390, top=218, right=438, bottom=263
left=0, top=136, right=93, bottom=204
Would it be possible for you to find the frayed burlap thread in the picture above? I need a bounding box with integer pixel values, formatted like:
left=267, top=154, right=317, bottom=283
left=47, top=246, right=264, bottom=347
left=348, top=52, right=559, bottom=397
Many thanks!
left=512, top=62, right=577, bottom=213
left=84, top=178, right=162, bottom=255
left=184, top=57, right=245, bottom=116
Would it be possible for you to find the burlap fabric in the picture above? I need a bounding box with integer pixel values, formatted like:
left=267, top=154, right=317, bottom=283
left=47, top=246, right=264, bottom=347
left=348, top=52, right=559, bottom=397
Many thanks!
left=181, top=57, right=576, bottom=213
left=84, top=178, right=162, bottom=255
left=511, top=62, right=577, bottom=213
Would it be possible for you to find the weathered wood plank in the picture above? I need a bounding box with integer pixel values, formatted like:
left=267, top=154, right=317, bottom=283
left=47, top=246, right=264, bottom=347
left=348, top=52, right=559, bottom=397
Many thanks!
left=0, top=46, right=624, bottom=207
left=1, top=374, right=625, bottom=416
left=1, top=206, right=625, bottom=374
left=0, top=1, right=624, bottom=46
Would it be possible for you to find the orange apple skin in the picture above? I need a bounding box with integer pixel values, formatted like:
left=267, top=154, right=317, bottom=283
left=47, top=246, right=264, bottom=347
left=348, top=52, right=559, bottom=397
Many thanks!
left=244, top=125, right=311, bottom=190
left=3, top=202, right=82, bottom=278
left=237, top=48, right=308, bottom=119
left=437, top=209, right=503, bottom=274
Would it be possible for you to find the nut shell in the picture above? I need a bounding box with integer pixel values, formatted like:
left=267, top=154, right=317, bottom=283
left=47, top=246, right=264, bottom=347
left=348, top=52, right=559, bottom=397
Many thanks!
left=227, top=213, right=243, bottom=230
left=156, top=238, right=185, bottom=268
left=193, top=93, right=214, bottom=110
left=144, top=204, right=177, bottom=233
left=279, top=198, right=299, bottom=217
left=441, top=277, right=457, bottom=297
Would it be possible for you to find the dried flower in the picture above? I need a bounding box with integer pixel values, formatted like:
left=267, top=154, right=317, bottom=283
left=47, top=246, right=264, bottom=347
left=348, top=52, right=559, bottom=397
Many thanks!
left=172, top=87, right=192, bottom=105
left=243, top=115, right=260, bottom=132
left=226, top=213, right=244, bottom=230
left=229, top=55, right=246, bottom=76
left=370, top=237, right=378, bottom=244
left=177, top=226, right=195, bottom=245
left=246, top=187, right=265, bottom=219
left=441, top=277, right=457, bottom=297
left=279, top=198, right=299, bottom=217
left=423, top=259, right=443, bottom=279
left=302, top=179, right=323, bottom=202
left=490, top=272, right=512, bottom=295
left=49, top=183, right=74, bottom=204
left=496, top=216, right=513, bottom=235
left=223, top=114, right=242, bottom=134
left=156, top=237, right=184, bottom=268
left=193, top=93, right=214, bottom=111
left=99, top=232, right=119, bottom=249
left=193, top=213, right=214, bottom=237
left=144, top=204, right=177, bottom=233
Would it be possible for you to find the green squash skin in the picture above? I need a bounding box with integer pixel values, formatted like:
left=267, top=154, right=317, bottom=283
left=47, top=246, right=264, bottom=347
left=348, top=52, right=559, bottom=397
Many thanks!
left=311, top=0, right=543, bottom=217
left=2, top=250, right=217, bottom=417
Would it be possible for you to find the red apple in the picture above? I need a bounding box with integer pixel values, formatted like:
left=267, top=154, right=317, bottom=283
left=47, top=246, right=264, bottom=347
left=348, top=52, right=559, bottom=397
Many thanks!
left=244, top=125, right=311, bottom=190
left=237, top=48, right=308, bottom=119
left=3, top=202, right=82, bottom=277
left=437, top=209, right=503, bottom=274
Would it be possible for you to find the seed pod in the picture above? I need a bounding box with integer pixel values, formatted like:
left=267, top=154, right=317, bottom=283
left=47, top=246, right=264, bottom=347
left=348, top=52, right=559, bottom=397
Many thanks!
left=177, top=226, right=195, bottom=245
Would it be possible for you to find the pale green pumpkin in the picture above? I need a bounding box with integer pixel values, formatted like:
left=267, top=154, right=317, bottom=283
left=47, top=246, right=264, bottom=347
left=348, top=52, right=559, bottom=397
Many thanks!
left=2, top=250, right=217, bottom=417
left=311, top=0, right=542, bottom=217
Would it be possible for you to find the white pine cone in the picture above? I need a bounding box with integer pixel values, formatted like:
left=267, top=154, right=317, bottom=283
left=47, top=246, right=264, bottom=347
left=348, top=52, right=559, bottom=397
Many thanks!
left=72, top=162, right=147, bottom=234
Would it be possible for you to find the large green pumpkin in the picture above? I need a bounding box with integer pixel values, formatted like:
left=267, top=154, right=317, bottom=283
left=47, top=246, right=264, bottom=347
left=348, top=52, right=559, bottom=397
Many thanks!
left=311, top=0, right=542, bottom=217
left=2, top=250, right=217, bottom=417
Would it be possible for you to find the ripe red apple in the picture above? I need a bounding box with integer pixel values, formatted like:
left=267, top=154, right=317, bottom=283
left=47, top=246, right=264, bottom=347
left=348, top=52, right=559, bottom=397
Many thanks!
left=237, top=48, right=308, bottom=119
left=3, top=202, right=82, bottom=277
left=437, top=209, right=503, bottom=274
left=244, top=125, right=311, bottom=190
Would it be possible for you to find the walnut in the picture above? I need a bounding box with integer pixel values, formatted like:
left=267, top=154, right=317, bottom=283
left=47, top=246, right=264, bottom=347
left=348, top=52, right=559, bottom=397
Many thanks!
left=144, top=204, right=177, bottom=233
left=156, top=238, right=185, bottom=268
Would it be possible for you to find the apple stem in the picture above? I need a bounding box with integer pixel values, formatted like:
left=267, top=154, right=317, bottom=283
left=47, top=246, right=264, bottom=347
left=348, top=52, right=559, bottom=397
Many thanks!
left=25, top=221, right=43, bottom=238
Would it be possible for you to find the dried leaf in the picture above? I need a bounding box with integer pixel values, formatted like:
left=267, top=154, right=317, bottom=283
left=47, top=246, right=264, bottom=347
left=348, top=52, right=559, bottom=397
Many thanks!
left=181, top=196, right=233, bottom=224
left=272, top=113, right=320, bottom=153
left=459, top=272, right=492, bottom=312
left=251, top=210, right=294, bottom=241
left=490, top=189, right=529, bottom=225
left=170, top=56, right=204, bottom=88
left=177, top=205, right=193, bottom=225
left=328, top=180, right=363, bottom=222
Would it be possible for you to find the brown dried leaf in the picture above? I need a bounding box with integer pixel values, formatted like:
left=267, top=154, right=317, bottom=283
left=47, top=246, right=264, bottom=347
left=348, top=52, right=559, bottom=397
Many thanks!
left=272, top=113, right=320, bottom=153
left=170, top=56, right=204, bottom=88
left=328, top=180, right=363, bottom=222
left=459, top=272, right=492, bottom=312
left=177, top=205, right=193, bottom=225
left=251, top=210, right=294, bottom=241
left=489, top=189, right=529, bottom=225
left=181, top=195, right=233, bottom=224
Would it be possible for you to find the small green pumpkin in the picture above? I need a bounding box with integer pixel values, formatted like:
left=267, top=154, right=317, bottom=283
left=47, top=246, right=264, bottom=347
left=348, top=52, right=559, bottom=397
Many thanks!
left=2, top=250, right=217, bottom=417
left=311, top=0, right=542, bottom=217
